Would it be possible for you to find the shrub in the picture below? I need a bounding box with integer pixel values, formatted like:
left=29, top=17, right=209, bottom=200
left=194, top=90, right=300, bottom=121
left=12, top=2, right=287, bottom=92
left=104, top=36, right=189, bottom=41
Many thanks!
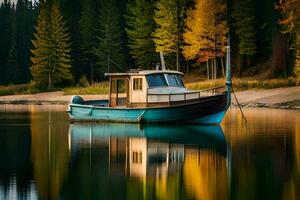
left=27, top=81, right=40, bottom=94
left=78, top=75, right=90, bottom=87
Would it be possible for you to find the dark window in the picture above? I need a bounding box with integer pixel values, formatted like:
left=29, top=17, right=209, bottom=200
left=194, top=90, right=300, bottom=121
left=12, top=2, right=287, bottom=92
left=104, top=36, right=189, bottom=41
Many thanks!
left=146, top=74, right=167, bottom=87
left=133, top=78, right=143, bottom=90
left=132, top=151, right=142, bottom=163
left=165, top=74, right=184, bottom=87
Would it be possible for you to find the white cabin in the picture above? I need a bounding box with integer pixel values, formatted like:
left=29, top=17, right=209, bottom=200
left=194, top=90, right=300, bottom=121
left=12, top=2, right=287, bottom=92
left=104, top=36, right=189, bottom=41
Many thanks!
left=105, top=70, right=220, bottom=108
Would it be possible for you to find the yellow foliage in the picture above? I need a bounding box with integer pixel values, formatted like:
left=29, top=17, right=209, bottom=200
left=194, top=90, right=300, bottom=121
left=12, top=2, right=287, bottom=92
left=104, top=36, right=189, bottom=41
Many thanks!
left=295, top=33, right=300, bottom=84
left=183, top=0, right=227, bottom=62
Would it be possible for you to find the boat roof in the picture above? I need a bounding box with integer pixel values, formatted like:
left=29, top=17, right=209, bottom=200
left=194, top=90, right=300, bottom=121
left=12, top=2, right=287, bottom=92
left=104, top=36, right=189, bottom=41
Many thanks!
left=105, top=70, right=183, bottom=77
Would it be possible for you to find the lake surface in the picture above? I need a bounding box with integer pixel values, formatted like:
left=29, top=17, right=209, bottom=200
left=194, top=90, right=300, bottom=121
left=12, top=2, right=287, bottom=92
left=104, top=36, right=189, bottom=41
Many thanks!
left=0, top=105, right=299, bottom=200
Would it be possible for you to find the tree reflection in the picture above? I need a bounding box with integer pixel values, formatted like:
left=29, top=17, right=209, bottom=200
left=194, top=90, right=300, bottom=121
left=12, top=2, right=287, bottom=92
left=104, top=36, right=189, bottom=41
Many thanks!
left=30, top=111, right=70, bottom=199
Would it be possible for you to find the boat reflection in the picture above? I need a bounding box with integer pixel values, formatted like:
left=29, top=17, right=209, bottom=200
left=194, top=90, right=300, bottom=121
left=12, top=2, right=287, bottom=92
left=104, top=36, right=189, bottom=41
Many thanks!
left=68, top=124, right=229, bottom=200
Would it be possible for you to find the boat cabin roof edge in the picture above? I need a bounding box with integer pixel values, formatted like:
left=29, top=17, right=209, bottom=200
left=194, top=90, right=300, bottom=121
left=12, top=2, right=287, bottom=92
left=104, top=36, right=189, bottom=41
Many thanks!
left=105, top=70, right=183, bottom=77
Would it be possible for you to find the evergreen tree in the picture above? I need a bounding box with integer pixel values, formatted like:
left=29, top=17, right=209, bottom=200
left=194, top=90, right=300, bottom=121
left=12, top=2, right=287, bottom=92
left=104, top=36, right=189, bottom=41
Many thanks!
left=255, top=0, right=276, bottom=60
left=153, top=0, right=186, bottom=70
left=30, top=2, right=72, bottom=89
left=6, top=44, right=22, bottom=84
left=0, top=0, right=13, bottom=84
left=125, top=0, right=157, bottom=69
left=79, top=0, right=98, bottom=82
left=16, top=0, right=38, bottom=83
left=60, top=0, right=83, bottom=80
left=5, top=4, right=22, bottom=84
left=93, top=0, right=126, bottom=76
left=232, top=0, right=257, bottom=69
left=30, top=3, right=49, bottom=86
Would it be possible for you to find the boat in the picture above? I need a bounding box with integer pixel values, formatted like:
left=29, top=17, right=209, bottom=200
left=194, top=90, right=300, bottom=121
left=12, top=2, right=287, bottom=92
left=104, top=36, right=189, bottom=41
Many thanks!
left=67, top=46, right=232, bottom=124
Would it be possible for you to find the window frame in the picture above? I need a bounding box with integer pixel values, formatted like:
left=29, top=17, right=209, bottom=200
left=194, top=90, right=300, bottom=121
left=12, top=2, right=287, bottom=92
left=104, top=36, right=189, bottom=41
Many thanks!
left=145, top=74, right=168, bottom=88
left=133, top=78, right=143, bottom=91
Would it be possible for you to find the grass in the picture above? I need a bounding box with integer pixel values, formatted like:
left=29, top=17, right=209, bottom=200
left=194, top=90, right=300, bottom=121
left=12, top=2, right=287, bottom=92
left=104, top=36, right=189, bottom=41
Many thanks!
left=0, top=84, right=29, bottom=96
left=63, top=82, right=109, bottom=95
left=186, top=77, right=298, bottom=91
left=0, top=77, right=297, bottom=96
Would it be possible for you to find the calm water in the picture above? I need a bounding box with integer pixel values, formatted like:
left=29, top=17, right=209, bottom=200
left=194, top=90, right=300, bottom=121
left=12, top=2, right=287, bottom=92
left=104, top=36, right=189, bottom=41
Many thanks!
left=0, top=105, right=299, bottom=200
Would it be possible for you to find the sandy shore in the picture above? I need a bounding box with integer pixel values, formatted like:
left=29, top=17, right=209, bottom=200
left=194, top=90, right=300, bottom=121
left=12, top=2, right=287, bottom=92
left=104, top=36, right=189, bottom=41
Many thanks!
left=231, top=86, right=300, bottom=109
left=0, top=87, right=299, bottom=109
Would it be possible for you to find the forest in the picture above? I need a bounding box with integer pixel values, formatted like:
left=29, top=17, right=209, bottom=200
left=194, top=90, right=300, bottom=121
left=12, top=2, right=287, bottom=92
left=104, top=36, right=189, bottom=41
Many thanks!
left=0, top=0, right=299, bottom=89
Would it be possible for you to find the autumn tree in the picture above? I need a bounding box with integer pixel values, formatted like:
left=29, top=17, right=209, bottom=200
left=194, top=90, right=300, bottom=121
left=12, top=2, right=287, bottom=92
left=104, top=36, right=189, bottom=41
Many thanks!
left=125, top=0, right=157, bottom=69
left=183, top=0, right=227, bottom=79
left=30, top=2, right=72, bottom=89
left=276, top=0, right=300, bottom=82
left=153, top=0, right=186, bottom=71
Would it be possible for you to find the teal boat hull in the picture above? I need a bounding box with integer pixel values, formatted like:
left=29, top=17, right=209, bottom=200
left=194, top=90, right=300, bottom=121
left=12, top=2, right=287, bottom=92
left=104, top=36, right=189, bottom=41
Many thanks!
left=68, top=93, right=229, bottom=124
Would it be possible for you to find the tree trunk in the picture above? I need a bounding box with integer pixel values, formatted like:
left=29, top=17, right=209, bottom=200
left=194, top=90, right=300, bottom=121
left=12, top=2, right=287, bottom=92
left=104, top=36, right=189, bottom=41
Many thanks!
left=238, top=54, right=241, bottom=77
left=48, top=72, right=53, bottom=90
left=210, top=59, right=214, bottom=80
left=214, top=57, right=217, bottom=79
left=247, top=55, right=251, bottom=67
left=176, top=47, right=179, bottom=71
left=207, top=60, right=209, bottom=80
left=176, top=1, right=180, bottom=72
left=107, top=53, right=110, bottom=73
left=186, top=60, right=189, bottom=74
left=220, top=57, right=225, bottom=77
left=90, top=62, right=94, bottom=86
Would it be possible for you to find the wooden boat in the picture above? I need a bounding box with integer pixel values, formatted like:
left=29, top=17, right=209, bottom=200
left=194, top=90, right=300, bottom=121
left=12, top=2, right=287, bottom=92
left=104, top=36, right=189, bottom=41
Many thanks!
left=68, top=47, right=232, bottom=124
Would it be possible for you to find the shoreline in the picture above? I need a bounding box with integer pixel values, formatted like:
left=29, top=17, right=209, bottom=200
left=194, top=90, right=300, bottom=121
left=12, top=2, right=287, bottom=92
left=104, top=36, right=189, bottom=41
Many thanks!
left=0, top=87, right=299, bottom=109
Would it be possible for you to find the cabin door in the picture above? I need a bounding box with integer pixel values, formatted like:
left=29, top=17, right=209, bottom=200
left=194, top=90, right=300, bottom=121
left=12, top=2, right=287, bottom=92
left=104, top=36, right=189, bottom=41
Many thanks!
left=111, top=78, right=128, bottom=107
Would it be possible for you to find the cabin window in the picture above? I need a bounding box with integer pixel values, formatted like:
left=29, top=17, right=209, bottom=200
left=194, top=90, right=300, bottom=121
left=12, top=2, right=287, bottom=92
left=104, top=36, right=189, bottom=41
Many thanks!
left=165, top=74, right=184, bottom=87
left=133, top=78, right=143, bottom=91
left=146, top=74, right=168, bottom=88
left=132, top=151, right=142, bottom=163
left=111, top=79, right=126, bottom=93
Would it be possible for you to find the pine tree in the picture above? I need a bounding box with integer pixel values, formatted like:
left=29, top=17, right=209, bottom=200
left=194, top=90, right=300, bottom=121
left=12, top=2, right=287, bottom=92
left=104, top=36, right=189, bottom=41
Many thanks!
left=30, top=2, right=72, bottom=89
left=48, top=2, right=73, bottom=87
left=153, top=0, right=186, bottom=70
left=60, top=0, right=83, bottom=80
left=5, top=4, right=22, bottom=84
left=125, top=0, right=157, bottom=69
left=79, top=0, right=97, bottom=82
left=0, top=0, right=14, bottom=84
left=30, top=3, right=49, bottom=86
left=232, top=0, right=256, bottom=68
left=16, top=0, right=38, bottom=83
left=93, top=0, right=126, bottom=76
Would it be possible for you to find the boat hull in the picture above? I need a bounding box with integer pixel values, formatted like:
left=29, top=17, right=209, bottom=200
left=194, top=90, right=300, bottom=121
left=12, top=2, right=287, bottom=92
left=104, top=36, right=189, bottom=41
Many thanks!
left=68, top=93, right=228, bottom=124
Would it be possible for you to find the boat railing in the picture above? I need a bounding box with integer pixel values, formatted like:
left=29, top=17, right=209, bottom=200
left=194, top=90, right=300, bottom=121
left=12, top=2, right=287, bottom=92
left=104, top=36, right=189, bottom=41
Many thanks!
left=147, top=86, right=226, bottom=103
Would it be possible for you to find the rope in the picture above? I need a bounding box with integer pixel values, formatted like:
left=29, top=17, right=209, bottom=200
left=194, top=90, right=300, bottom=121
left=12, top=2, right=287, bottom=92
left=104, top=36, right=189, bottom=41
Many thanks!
left=108, top=57, right=127, bottom=72
left=231, top=86, right=247, bottom=123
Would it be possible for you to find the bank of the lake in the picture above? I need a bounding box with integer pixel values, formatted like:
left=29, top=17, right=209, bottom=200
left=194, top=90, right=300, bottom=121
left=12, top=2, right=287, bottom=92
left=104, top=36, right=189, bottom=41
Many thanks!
left=0, top=86, right=299, bottom=109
